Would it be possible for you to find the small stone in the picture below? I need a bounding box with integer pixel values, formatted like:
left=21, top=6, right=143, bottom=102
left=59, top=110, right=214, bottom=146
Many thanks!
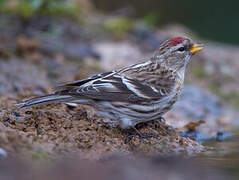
left=181, top=130, right=212, bottom=142
left=0, top=148, right=7, bottom=159
left=3, top=122, right=8, bottom=127
left=37, top=129, right=45, bottom=135
left=12, top=111, right=20, bottom=117
left=216, top=131, right=233, bottom=142
left=66, top=103, right=78, bottom=110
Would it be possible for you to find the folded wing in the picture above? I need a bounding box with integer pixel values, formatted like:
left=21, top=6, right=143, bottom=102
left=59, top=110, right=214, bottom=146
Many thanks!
left=57, top=72, right=171, bottom=103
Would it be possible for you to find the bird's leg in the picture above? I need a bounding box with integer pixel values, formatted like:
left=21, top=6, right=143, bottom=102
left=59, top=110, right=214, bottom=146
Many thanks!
left=156, top=116, right=175, bottom=135
left=125, top=126, right=157, bottom=143
left=152, top=116, right=167, bottom=128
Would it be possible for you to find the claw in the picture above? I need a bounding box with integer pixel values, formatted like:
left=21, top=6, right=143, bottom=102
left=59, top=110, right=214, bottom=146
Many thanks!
left=125, top=127, right=158, bottom=143
left=125, top=134, right=135, bottom=143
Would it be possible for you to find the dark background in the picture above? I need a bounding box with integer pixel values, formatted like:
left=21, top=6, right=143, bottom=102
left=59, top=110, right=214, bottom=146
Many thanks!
left=93, top=0, right=239, bottom=44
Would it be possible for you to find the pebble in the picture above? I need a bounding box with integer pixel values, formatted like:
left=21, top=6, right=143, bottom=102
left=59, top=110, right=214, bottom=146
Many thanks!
left=181, top=130, right=212, bottom=142
left=12, top=111, right=20, bottom=117
left=66, top=103, right=78, bottom=110
left=0, top=148, right=7, bottom=159
left=216, top=131, right=233, bottom=142
left=181, top=129, right=234, bottom=143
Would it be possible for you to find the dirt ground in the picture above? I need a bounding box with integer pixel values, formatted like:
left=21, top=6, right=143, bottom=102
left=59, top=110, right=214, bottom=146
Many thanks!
left=0, top=94, right=203, bottom=160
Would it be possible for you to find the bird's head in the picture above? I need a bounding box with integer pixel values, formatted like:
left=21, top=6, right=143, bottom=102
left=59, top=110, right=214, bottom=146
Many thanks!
left=153, top=36, right=204, bottom=71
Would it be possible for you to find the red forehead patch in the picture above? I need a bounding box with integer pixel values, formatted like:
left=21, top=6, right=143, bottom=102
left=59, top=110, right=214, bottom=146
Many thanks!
left=168, top=37, right=184, bottom=46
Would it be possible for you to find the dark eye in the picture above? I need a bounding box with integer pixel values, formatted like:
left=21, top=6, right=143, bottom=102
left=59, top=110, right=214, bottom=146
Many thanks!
left=178, top=47, right=185, bottom=52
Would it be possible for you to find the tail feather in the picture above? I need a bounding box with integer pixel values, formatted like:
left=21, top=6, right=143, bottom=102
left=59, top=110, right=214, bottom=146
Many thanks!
left=15, top=94, right=72, bottom=109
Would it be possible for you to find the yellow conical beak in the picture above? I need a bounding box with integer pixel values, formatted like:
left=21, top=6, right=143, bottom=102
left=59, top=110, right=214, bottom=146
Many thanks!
left=190, top=43, right=204, bottom=54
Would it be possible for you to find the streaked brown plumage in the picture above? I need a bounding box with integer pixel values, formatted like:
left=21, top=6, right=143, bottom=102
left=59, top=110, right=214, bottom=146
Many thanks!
left=16, top=37, right=203, bottom=132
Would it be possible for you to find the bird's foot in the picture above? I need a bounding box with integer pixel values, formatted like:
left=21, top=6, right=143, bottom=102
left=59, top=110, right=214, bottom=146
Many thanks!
left=125, top=127, right=157, bottom=143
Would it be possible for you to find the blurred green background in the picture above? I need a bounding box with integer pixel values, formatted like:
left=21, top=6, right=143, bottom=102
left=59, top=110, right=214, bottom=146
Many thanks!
left=93, top=0, right=239, bottom=44
left=1, top=0, right=238, bottom=44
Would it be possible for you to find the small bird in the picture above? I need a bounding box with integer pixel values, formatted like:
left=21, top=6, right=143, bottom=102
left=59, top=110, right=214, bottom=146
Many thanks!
left=16, top=37, right=203, bottom=137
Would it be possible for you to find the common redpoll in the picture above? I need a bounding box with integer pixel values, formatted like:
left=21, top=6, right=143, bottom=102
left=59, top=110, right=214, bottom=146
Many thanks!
left=17, top=37, right=203, bottom=137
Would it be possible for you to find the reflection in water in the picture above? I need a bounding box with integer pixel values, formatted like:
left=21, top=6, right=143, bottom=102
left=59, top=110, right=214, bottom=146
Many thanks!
left=199, top=133, right=239, bottom=179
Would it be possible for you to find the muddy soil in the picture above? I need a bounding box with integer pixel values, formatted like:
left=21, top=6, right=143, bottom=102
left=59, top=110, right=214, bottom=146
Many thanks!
left=0, top=94, right=203, bottom=160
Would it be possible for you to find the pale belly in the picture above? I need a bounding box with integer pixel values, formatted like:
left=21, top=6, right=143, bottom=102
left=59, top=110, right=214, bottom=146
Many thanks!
left=95, top=89, right=181, bottom=129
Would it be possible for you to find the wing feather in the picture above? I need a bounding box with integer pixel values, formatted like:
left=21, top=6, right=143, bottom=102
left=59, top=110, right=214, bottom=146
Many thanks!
left=56, top=73, right=171, bottom=103
left=57, top=71, right=115, bottom=88
left=56, top=62, right=177, bottom=103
